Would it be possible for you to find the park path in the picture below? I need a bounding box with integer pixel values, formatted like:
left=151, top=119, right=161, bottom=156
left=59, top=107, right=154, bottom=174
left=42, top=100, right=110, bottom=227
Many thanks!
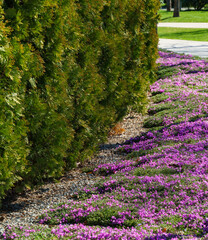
left=158, top=22, right=208, bottom=57
left=158, top=22, right=208, bottom=28
left=159, top=39, right=208, bottom=58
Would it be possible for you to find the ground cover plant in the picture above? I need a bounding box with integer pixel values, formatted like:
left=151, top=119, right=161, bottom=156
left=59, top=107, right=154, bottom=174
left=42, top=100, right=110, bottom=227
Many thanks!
left=158, top=27, right=208, bottom=42
left=159, top=10, right=208, bottom=22
left=3, top=52, right=208, bottom=239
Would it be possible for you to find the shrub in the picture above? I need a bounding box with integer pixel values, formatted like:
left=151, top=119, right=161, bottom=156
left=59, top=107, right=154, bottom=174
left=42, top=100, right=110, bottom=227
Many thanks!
left=0, top=5, right=29, bottom=206
left=0, top=0, right=160, bottom=205
left=2, top=0, right=74, bottom=184
left=65, top=0, right=160, bottom=166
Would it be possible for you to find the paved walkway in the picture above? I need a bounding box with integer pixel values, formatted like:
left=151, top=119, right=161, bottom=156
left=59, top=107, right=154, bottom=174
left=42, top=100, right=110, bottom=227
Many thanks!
left=158, top=22, right=208, bottom=28
left=159, top=39, right=208, bottom=58
left=158, top=22, right=208, bottom=57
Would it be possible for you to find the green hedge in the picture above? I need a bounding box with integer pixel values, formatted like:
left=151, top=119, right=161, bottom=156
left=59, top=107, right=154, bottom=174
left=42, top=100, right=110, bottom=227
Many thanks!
left=0, top=0, right=160, bottom=206
left=0, top=5, right=28, bottom=206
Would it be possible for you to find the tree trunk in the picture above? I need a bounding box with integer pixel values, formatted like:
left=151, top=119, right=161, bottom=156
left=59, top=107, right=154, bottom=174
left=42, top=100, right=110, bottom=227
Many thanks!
left=173, top=0, right=180, bottom=17
left=166, top=0, right=172, bottom=11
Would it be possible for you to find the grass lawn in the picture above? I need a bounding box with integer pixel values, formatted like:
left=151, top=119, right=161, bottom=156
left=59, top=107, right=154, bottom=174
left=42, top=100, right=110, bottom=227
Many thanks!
left=159, top=9, right=208, bottom=22
left=158, top=27, right=208, bottom=41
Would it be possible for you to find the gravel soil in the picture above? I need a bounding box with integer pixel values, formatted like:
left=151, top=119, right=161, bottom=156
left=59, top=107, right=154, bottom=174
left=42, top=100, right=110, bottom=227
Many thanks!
left=0, top=111, right=146, bottom=235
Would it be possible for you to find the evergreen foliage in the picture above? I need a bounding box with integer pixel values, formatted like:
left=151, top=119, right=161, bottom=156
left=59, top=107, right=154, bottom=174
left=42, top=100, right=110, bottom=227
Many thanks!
left=182, top=0, right=208, bottom=10
left=0, top=0, right=160, bottom=206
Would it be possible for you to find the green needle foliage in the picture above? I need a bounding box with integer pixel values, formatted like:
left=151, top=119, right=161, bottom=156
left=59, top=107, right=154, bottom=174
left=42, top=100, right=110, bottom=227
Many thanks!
left=0, top=0, right=160, bottom=206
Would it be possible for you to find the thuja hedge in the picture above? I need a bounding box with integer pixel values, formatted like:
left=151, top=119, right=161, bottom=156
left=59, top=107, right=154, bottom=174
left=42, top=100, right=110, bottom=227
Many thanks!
left=0, top=0, right=160, bottom=206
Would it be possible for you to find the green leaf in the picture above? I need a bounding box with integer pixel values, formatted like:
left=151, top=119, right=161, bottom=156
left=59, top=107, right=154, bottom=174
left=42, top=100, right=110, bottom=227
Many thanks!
left=29, top=78, right=37, bottom=89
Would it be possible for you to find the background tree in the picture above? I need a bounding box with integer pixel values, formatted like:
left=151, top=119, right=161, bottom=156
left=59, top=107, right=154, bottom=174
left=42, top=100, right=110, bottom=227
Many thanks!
left=166, top=0, right=172, bottom=11
left=174, top=0, right=180, bottom=17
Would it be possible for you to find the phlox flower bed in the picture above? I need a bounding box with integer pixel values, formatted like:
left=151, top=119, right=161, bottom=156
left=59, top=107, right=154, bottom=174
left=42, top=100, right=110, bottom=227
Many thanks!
left=3, top=52, right=208, bottom=239
left=2, top=224, right=148, bottom=240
